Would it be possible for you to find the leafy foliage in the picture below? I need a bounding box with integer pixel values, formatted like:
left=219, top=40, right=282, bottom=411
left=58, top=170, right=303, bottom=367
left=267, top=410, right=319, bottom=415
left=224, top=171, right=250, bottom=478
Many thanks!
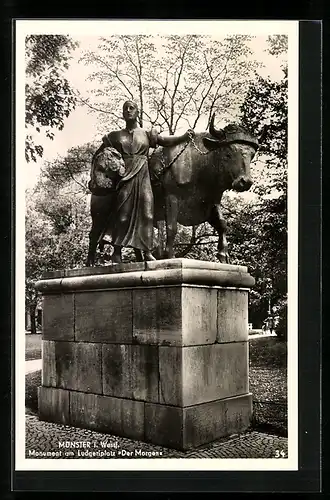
left=236, top=69, right=288, bottom=330
left=266, top=35, right=288, bottom=57
left=25, top=145, right=92, bottom=330
left=241, top=68, right=287, bottom=166
left=80, top=35, right=262, bottom=134
left=25, top=35, right=78, bottom=162
left=36, top=142, right=94, bottom=189
left=226, top=196, right=287, bottom=328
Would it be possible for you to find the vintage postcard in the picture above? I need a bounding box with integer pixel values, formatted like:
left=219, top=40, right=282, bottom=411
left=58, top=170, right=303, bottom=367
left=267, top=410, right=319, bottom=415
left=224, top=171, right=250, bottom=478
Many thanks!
left=15, top=19, right=299, bottom=473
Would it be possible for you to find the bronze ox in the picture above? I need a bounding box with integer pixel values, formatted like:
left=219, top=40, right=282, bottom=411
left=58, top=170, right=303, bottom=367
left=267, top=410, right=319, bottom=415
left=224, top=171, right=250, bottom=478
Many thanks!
left=86, top=115, right=260, bottom=265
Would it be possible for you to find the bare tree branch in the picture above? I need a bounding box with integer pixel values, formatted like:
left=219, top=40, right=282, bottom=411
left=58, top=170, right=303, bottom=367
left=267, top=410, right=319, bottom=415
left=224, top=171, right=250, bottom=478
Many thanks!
left=84, top=53, right=134, bottom=100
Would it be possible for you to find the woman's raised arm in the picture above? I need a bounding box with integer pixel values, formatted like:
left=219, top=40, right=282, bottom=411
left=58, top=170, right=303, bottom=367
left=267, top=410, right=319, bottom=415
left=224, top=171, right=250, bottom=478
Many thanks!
left=156, top=129, right=194, bottom=147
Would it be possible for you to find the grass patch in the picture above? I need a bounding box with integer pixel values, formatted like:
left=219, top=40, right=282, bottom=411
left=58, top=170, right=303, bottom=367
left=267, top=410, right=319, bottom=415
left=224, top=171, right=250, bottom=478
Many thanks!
left=252, top=403, right=288, bottom=437
left=25, top=334, right=42, bottom=361
left=249, top=337, right=287, bottom=369
left=249, top=367, right=287, bottom=402
left=249, top=338, right=287, bottom=435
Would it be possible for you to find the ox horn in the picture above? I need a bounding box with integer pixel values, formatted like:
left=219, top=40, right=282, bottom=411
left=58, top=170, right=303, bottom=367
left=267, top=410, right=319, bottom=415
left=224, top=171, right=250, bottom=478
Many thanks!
left=209, top=113, right=225, bottom=140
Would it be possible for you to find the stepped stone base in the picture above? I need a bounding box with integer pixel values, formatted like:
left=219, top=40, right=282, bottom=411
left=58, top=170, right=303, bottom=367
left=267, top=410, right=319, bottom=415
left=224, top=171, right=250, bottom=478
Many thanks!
left=38, top=386, right=252, bottom=450
left=36, top=258, right=254, bottom=451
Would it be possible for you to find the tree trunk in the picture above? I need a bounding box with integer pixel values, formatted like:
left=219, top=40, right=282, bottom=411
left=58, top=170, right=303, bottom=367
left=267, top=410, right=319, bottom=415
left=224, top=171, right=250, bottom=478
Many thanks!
left=29, top=303, right=37, bottom=335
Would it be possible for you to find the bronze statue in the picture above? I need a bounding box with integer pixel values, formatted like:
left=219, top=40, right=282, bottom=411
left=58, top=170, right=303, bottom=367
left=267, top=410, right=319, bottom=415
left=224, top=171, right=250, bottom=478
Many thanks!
left=86, top=100, right=194, bottom=266
left=87, top=110, right=261, bottom=266
left=150, top=118, right=260, bottom=262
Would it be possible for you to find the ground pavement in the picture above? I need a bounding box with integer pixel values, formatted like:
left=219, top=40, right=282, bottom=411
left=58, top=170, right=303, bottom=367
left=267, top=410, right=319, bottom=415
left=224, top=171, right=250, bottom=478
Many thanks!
left=25, top=411, right=288, bottom=459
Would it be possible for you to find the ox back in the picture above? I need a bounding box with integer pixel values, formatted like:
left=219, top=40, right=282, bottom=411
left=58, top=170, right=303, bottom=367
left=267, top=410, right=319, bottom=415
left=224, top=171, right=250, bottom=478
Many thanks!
left=150, top=133, right=237, bottom=227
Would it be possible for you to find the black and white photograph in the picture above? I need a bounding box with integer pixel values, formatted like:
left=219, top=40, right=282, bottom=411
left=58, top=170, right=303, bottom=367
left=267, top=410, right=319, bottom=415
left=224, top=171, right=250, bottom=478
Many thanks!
left=15, top=20, right=299, bottom=471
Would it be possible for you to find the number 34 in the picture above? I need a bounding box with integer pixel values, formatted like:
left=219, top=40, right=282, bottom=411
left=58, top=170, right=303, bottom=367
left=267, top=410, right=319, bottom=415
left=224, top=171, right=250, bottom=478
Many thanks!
left=275, top=449, right=287, bottom=458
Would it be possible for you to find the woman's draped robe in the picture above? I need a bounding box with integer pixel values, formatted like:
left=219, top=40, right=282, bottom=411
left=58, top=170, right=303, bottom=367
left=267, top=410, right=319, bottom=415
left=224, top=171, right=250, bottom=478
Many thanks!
left=100, top=127, right=158, bottom=252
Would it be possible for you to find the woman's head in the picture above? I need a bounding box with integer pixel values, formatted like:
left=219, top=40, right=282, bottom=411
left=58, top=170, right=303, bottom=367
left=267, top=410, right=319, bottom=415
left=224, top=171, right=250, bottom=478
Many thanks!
left=123, top=100, right=139, bottom=122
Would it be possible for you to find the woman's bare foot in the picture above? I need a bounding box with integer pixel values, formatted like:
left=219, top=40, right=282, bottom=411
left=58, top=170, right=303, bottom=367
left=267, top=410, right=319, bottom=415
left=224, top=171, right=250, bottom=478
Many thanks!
left=143, top=251, right=156, bottom=261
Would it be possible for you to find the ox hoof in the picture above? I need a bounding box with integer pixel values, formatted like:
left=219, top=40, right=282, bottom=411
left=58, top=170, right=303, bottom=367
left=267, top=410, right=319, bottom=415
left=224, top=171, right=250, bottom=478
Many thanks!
left=217, top=252, right=230, bottom=264
left=111, top=254, right=122, bottom=264
left=111, top=258, right=122, bottom=265
left=164, top=249, right=175, bottom=260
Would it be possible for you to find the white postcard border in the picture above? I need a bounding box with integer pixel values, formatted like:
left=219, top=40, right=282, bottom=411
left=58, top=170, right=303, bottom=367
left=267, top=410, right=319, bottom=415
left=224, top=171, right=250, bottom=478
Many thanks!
left=15, top=19, right=299, bottom=472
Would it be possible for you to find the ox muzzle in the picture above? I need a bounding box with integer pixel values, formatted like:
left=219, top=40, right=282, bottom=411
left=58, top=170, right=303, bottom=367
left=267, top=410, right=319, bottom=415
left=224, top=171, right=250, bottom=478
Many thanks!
left=232, top=175, right=253, bottom=192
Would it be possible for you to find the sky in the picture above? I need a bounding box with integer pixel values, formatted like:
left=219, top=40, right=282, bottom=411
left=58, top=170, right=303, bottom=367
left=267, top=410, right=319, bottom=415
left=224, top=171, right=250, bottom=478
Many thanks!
left=21, top=24, right=290, bottom=188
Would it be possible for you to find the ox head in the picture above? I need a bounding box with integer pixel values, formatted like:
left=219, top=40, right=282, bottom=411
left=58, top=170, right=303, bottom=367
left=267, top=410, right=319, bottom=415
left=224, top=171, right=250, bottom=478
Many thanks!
left=205, top=114, right=261, bottom=193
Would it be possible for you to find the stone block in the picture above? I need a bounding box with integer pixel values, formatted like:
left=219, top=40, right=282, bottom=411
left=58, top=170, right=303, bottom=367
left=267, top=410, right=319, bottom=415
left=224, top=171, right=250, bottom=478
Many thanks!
left=36, top=259, right=255, bottom=294
left=133, top=286, right=217, bottom=346
left=41, top=340, right=56, bottom=387
left=182, top=287, right=217, bottom=345
left=133, top=287, right=182, bottom=345
left=75, top=290, right=133, bottom=343
left=66, top=262, right=145, bottom=277
left=42, top=294, right=74, bottom=341
left=145, top=394, right=252, bottom=450
left=159, top=342, right=248, bottom=406
left=38, top=386, right=70, bottom=425
left=217, top=289, right=249, bottom=342
left=55, top=341, right=102, bottom=394
left=219, top=390, right=253, bottom=436
left=145, top=403, right=184, bottom=450
left=102, top=344, right=159, bottom=402
left=184, top=393, right=252, bottom=449
left=145, top=258, right=248, bottom=274
left=70, top=391, right=145, bottom=440
left=158, top=345, right=182, bottom=405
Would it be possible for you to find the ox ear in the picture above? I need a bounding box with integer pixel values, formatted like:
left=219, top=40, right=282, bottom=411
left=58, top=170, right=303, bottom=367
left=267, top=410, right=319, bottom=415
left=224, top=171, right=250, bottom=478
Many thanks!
left=203, top=137, right=222, bottom=150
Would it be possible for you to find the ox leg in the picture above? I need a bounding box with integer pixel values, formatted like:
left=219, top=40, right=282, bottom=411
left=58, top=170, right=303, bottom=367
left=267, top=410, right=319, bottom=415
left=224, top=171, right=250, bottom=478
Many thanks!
left=208, top=205, right=230, bottom=264
left=164, top=194, right=178, bottom=259
left=86, top=221, right=104, bottom=267
left=134, top=249, right=143, bottom=262
left=112, top=245, right=122, bottom=264
left=87, top=193, right=114, bottom=267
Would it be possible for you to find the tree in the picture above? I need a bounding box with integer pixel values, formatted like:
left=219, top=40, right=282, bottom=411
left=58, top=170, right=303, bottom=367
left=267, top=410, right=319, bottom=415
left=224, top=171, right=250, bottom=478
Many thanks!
left=237, top=66, right=288, bottom=333
left=80, top=35, right=262, bottom=134
left=25, top=143, right=92, bottom=332
left=266, top=35, right=288, bottom=57
left=223, top=194, right=287, bottom=329
left=25, top=35, right=78, bottom=162
left=25, top=192, right=61, bottom=333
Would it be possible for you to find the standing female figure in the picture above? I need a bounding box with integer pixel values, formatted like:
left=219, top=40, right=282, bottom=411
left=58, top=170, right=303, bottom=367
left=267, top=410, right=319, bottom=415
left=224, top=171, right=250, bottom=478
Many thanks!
left=90, top=100, right=194, bottom=264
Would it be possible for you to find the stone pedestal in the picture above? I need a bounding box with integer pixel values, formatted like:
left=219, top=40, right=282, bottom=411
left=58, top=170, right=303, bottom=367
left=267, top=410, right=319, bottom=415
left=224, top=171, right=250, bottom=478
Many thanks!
left=35, top=259, right=254, bottom=451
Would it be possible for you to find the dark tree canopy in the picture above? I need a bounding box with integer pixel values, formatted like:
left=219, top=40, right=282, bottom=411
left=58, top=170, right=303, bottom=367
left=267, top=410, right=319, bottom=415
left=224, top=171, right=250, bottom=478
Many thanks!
left=240, top=68, right=288, bottom=167
left=236, top=68, right=288, bottom=333
left=25, top=35, right=78, bottom=162
left=266, top=35, right=288, bottom=57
